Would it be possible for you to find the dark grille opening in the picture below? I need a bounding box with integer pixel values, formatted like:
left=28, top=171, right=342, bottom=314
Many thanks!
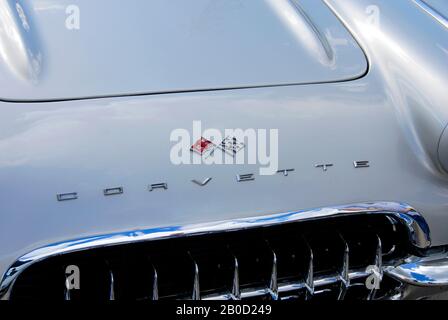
left=10, top=214, right=410, bottom=301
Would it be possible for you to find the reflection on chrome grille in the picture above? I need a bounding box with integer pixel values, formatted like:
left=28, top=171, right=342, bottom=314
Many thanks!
left=8, top=214, right=410, bottom=301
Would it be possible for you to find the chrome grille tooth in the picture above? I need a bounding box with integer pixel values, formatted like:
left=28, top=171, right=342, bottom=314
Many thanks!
left=152, top=266, right=159, bottom=301
left=64, top=286, right=71, bottom=301
left=304, top=240, right=314, bottom=300
left=64, top=268, right=71, bottom=301
left=191, top=259, right=201, bottom=300
left=386, top=216, right=398, bottom=233
left=108, top=269, right=115, bottom=301
left=64, top=267, right=74, bottom=301
left=64, top=289, right=71, bottom=301
left=375, top=235, right=383, bottom=273
left=338, top=234, right=350, bottom=300
left=231, top=256, right=241, bottom=300
left=367, top=235, right=383, bottom=300
left=269, top=250, right=279, bottom=300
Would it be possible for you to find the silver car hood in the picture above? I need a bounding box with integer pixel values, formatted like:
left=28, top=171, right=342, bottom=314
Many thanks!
left=0, top=0, right=448, bottom=279
left=0, top=0, right=367, bottom=101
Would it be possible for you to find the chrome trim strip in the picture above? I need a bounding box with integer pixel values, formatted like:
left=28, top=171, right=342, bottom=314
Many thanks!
left=413, top=0, right=448, bottom=29
left=0, top=202, right=430, bottom=300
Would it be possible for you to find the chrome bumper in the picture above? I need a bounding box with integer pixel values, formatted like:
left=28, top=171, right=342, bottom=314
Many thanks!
left=386, top=252, right=448, bottom=300
left=1, top=201, right=446, bottom=301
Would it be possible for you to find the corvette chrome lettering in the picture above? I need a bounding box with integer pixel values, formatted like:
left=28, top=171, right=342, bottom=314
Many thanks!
left=56, top=161, right=370, bottom=201
left=149, top=183, right=168, bottom=192
left=236, top=174, right=255, bottom=182
left=315, top=163, right=334, bottom=172
left=57, top=192, right=78, bottom=202
left=192, top=177, right=212, bottom=187
left=277, top=169, right=295, bottom=176
left=354, top=161, right=370, bottom=168
left=103, top=187, right=124, bottom=196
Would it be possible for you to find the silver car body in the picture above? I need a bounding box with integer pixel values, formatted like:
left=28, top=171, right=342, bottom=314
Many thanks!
left=0, top=0, right=447, bottom=299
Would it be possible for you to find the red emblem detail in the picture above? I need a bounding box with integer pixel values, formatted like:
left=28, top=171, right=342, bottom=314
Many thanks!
left=190, top=137, right=216, bottom=155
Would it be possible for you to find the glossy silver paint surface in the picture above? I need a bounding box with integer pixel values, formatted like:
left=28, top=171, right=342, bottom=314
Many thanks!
left=0, top=202, right=432, bottom=300
left=0, top=0, right=367, bottom=101
left=415, top=0, right=448, bottom=29
left=0, top=0, right=447, bottom=299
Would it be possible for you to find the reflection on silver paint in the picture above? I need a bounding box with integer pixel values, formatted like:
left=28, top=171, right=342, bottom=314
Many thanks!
left=0, top=202, right=431, bottom=300
left=267, top=0, right=335, bottom=66
left=437, top=125, right=448, bottom=172
left=321, top=0, right=448, bottom=249
left=414, top=0, right=448, bottom=29
left=0, top=0, right=367, bottom=101
left=325, top=0, right=448, bottom=176
left=0, top=0, right=43, bottom=83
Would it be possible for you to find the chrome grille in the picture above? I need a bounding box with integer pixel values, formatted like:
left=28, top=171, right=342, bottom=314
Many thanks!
left=8, top=214, right=410, bottom=301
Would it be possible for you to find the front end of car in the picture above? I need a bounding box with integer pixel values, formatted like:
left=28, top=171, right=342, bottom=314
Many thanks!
left=0, top=0, right=448, bottom=302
